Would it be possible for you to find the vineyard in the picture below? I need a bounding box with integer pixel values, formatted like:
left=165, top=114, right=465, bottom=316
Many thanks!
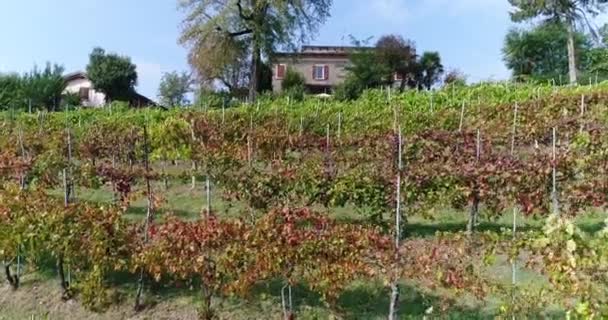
left=2, top=83, right=608, bottom=319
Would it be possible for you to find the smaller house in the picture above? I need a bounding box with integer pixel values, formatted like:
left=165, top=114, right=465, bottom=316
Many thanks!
left=63, top=72, right=106, bottom=107
left=63, top=71, right=155, bottom=107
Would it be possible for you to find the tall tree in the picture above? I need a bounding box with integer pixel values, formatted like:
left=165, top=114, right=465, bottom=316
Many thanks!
left=508, top=0, right=608, bottom=84
left=187, top=34, right=251, bottom=94
left=503, top=22, right=591, bottom=82
left=178, top=0, right=332, bottom=102
left=86, top=47, right=138, bottom=102
left=443, top=69, right=467, bottom=87
left=22, top=63, right=66, bottom=111
left=0, top=73, right=24, bottom=110
left=345, top=48, right=389, bottom=90
left=375, top=35, right=417, bottom=91
left=158, top=71, right=192, bottom=107
left=416, top=51, right=444, bottom=90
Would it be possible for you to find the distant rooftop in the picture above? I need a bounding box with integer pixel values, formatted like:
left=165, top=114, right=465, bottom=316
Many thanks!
left=274, top=45, right=372, bottom=59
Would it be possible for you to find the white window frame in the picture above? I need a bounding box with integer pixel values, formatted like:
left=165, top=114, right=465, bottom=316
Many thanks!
left=312, top=65, right=327, bottom=81
left=276, top=64, right=287, bottom=79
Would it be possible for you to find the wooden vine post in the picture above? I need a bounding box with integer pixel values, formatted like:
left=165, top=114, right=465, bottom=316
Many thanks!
left=580, top=95, right=585, bottom=133
left=281, top=283, right=294, bottom=320
left=388, top=126, right=404, bottom=320
left=205, top=174, right=211, bottom=218
left=510, top=104, right=518, bottom=156
left=467, top=129, right=481, bottom=234
left=551, top=127, right=559, bottom=215
left=222, top=100, right=226, bottom=125
left=248, top=113, right=254, bottom=167
left=17, top=124, right=26, bottom=190
left=58, top=114, right=75, bottom=300
left=4, top=124, right=28, bottom=289
left=510, top=104, right=519, bottom=319
left=190, top=119, right=198, bottom=189
left=337, top=112, right=342, bottom=142
left=459, top=101, right=466, bottom=132
left=135, top=124, right=155, bottom=311
left=326, top=124, right=330, bottom=153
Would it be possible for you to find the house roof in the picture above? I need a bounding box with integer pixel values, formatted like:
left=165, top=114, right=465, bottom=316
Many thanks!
left=63, top=71, right=88, bottom=82
left=273, top=45, right=374, bottom=60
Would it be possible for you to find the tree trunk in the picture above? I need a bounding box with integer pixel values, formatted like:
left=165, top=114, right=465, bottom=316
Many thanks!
left=4, top=263, right=18, bottom=289
left=57, top=257, right=71, bottom=300
left=199, top=284, right=214, bottom=320
left=249, top=39, right=261, bottom=103
left=566, top=22, right=578, bottom=85
left=399, top=76, right=407, bottom=93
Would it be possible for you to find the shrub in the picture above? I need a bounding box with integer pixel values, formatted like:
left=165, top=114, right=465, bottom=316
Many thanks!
left=281, top=68, right=306, bottom=92
left=281, top=68, right=306, bottom=102
left=195, top=89, right=234, bottom=109
left=61, top=92, right=82, bottom=108
left=333, top=76, right=364, bottom=101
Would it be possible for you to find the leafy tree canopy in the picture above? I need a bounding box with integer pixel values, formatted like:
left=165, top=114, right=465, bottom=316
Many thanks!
left=178, top=0, right=332, bottom=101
left=342, top=34, right=445, bottom=98
left=0, top=63, right=66, bottom=112
left=0, top=73, right=24, bottom=110
left=508, top=0, right=608, bottom=83
left=503, top=21, right=608, bottom=84
left=158, top=71, right=192, bottom=107
left=86, top=47, right=138, bottom=102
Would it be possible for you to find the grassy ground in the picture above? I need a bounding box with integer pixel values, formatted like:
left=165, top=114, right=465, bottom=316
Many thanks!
left=0, top=274, right=499, bottom=320
left=12, top=181, right=605, bottom=319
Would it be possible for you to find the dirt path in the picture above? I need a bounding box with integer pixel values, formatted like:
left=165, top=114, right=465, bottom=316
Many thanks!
left=0, top=277, right=200, bottom=320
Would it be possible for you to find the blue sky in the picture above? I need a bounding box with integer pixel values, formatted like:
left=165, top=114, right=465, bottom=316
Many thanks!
left=1, top=0, right=518, bottom=99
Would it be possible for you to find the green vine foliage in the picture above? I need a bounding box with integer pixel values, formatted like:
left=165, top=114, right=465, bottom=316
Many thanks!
left=2, top=83, right=608, bottom=317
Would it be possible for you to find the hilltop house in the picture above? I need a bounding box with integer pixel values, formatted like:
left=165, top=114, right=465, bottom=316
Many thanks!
left=63, top=71, right=155, bottom=107
left=272, top=45, right=403, bottom=94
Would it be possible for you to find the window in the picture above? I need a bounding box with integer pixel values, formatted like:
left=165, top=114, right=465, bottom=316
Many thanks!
left=276, top=64, right=286, bottom=79
left=79, top=87, right=90, bottom=100
left=312, top=65, right=329, bottom=81
left=394, top=73, right=403, bottom=81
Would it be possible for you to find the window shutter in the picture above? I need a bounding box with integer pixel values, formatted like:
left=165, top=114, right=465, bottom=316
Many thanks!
left=277, top=64, right=286, bottom=79
left=324, top=65, right=329, bottom=80
left=312, top=66, right=316, bottom=80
